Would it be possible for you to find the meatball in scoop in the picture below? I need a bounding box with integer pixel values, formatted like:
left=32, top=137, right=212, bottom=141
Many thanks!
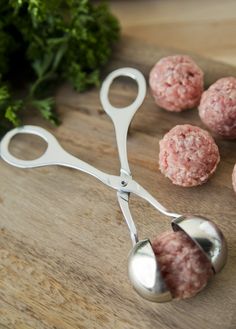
left=152, top=231, right=213, bottom=299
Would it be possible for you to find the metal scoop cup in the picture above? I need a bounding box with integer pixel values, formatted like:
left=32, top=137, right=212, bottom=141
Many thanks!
left=0, top=67, right=228, bottom=303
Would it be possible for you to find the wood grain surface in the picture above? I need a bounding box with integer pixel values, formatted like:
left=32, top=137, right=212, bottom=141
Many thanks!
left=0, top=37, right=236, bottom=329
left=110, top=0, right=236, bottom=66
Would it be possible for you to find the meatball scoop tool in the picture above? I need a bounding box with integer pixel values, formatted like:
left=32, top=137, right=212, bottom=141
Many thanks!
left=0, top=68, right=227, bottom=303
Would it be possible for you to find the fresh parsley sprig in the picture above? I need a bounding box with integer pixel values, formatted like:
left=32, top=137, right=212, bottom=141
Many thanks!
left=0, top=0, right=120, bottom=135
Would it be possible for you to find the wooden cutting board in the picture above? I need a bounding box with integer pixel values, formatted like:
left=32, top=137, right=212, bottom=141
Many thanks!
left=0, top=37, right=236, bottom=329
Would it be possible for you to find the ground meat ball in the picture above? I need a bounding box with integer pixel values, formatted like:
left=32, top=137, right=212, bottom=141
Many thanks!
left=149, top=55, right=204, bottom=112
left=159, top=124, right=220, bottom=187
left=152, top=231, right=213, bottom=300
left=199, top=77, right=236, bottom=139
left=233, top=164, right=236, bottom=193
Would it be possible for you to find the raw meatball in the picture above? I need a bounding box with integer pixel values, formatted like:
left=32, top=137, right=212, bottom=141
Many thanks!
left=159, top=124, right=220, bottom=187
left=233, top=164, right=236, bottom=193
left=152, top=230, right=213, bottom=300
left=149, top=55, right=204, bottom=112
left=199, top=77, right=236, bottom=139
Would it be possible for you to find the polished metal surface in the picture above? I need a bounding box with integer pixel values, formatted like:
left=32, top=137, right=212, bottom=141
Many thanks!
left=100, top=67, right=146, bottom=177
left=117, top=191, right=138, bottom=246
left=128, top=239, right=172, bottom=302
left=172, top=215, right=228, bottom=273
left=0, top=67, right=228, bottom=303
left=0, top=125, right=121, bottom=190
left=0, top=68, right=178, bottom=221
left=0, top=68, right=174, bottom=302
left=121, top=178, right=180, bottom=218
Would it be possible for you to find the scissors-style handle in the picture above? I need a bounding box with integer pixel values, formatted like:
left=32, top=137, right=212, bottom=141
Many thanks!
left=100, top=68, right=146, bottom=177
left=1, top=125, right=64, bottom=168
left=0, top=125, right=119, bottom=189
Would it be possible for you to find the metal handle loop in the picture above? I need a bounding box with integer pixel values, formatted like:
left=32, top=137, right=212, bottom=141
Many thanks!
left=100, top=67, right=146, bottom=176
left=100, top=67, right=146, bottom=118
left=0, top=125, right=62, bottom=168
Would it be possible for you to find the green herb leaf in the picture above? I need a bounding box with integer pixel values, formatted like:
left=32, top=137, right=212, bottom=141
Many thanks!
left=5, top=101, right=22, bottom=126
left=31, top=98, right=59, bottom=125
left=0, top=0, right=120, bottom=130
left=0, top=85, right=10, bottom=103
left=0, top=82, right=23, bottom=135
